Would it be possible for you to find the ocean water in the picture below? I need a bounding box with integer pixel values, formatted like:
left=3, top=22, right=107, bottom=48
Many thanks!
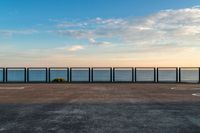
left=158, top=70, right=177, bottom=82
left=0, top=69, right=199, bottom=83
left=50, top=69, right=68, bottom=81
left=0, top=69, right=3, bottom=82
left=180, top=70, right=199, bottom=83
left=7, top=69, right=25, bottom=82
left=136, top=70, right=155, bottom=82
left=28, top=70, right=47, bottom=82
left=114, top=69, right=132, bottom=82
left=71, top=69, right=89, bottom=82
left=92, top=70, right=111, bottom=82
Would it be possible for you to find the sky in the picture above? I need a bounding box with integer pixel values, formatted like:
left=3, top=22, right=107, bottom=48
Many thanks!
left=0, top=0, right=200, bottom=67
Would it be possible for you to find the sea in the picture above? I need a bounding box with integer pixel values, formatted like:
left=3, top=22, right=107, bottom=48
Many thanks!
left=0, top=69, right=199, bottom=83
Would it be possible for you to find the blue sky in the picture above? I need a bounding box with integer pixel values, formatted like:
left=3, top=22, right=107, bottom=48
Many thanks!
left=0, top=0, right=200, bottom=67
left=1, top=0, right=199, bottom=27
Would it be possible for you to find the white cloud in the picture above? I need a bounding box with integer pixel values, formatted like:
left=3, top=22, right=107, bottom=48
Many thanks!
left=68, top=45, right=84, bottom=52
left=52, top=6, right=200, bottom=51
left=2, top=6, right=200, bottom=67
left=0, top=29, right=38, bottom=37
left=57, top=22, right=88, bottom=28
left=89, top=38, right=112, bottom=46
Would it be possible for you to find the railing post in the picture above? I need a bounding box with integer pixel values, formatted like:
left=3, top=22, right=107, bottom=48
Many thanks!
left=157, top=68, right=159, bottom=83
left=24, top=68, right=27, bottom=83
left=3, top=68, right=5, bottom=83
left=89, top=68, right=91, bottom=83
left=132, top=68, right=134, bottom=83
left=179, top=68, right=181, bottom=83
left=135, top=68, right=137, bottom=83
left=91, top=68, right=93, bottom=83
left=5, top=68, right=8, bottom=83
left=67, top=68, right=69, bottom=83
left=154, top=68, right=156, bottom=83
left=176, top=68, right=178, bottom=83
left=27, top=68, right=29, bottom=83
left=110, top=68, right=112, bottom=83
left=69, top=68, right=72, bottom=83
left=199, top=67, right=200, bottom=84
left=48, top=68, right=51, bottom=83
left=46, top=68, right=48, bottom=83
left=113, top=68, right=115, bottom=82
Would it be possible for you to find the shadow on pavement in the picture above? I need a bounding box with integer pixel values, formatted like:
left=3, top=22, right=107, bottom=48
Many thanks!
left=0, top=102, right=200, bottom=133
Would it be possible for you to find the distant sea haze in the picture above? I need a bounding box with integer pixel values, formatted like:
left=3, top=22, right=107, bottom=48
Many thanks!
left=0, top=69, right=199, bottom=83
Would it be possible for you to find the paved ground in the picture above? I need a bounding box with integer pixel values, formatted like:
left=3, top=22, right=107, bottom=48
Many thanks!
left=0, top=84, right=200, bottom=133
left=0, top=83, right=200, bottom=104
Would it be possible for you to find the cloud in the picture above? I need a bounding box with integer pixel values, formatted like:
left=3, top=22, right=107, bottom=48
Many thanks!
left=89, top=38, right=112, bottom=46
left=52, top=6, right=200, bottom=51
left=67, top=45, right=84, bottom=52
left=0, top=29, right=38, bottom=37
left=57, top=22, right=88, bottom=28
left=2, top=6, right=200, bottom=67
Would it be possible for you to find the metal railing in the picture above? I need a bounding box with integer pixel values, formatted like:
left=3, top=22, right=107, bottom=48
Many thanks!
left=70, top=67, right=90, bottom=83
left=6, top=67, right=26, bottom=83
left=113, top=67, right=133, bottom=83
left=135, top=67, right=156, bottom=83
left=49, top=67, right=69, bottom=83
left=0, top=67, right=200, bottom=83
left=91, top=67, right=112, bottom=83
left=0, top=68, right=5, bottom=83
left=157, top=67, right=178, bottom=83
left=179, top=67, right=200, bottom=83
left=27, top=68, right=48, bottom=83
